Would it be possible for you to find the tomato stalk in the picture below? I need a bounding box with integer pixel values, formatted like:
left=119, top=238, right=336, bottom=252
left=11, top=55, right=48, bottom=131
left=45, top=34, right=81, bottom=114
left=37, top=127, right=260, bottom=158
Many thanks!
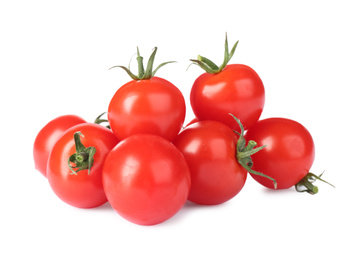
left=94, top=112, right=110, bottom=129
left=295, top=172, right=335, bottom=195
left=230, top=114, right=278, bottom=189
left=190, top=33, right=239, bottom=74
left=110, top=47, right=175, bottom=80
left=68, top=131, right=96, bottom=175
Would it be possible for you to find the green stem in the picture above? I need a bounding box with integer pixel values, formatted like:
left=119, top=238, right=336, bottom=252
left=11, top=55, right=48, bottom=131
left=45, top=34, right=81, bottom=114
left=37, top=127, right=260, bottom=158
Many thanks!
left=76, top=152, right=88, bottom=162
left=230, top=113, right=277, bottom=189
left=296, top=178, right=319, bottom=194
left=94, top=112, right=110, bottom=129
left=136, top=47, right=145, bottom=79
left=110, top=47, right=175, bottom=80
left=295, top=172, right=335, bottom=195
left=189, top=33, right=239, bottom=74
left=68, top=131, right=96, bottom=175
left=198, top=55, right=219, bottom=71
left=239, top=160, right=277, bottom=189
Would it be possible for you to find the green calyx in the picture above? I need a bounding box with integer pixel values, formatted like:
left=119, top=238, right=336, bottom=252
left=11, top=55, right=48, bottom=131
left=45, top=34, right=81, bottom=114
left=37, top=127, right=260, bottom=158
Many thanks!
left=110, top=47, right=175, bottom=80
left=190, top=33, right=239, bottom=74
left=295, top=172, right=335, bottom=195
left=94, top=112, right=110, bottom=129
left=230, top=114, right=278, bottom=189
left=68, top=131, right=96, bottom=175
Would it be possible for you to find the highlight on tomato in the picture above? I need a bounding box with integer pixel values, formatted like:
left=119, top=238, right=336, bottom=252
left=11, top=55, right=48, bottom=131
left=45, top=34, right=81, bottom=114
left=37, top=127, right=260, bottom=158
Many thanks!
left=33, top=115, right=87, bottom=177
left=189, top=34, right=265, bottom=131
left=244, top=117, right=334, bottom=194
left=47, top=123, right=119, bottom=208
left=102, top=134, right=191, bottom=225
left=108, top=47, right=186, bottom=142
left=173, top=114, right=276, bottom=205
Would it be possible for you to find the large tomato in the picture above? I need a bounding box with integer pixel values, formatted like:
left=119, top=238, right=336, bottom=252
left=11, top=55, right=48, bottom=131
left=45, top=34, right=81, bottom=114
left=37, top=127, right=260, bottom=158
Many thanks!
left=33, top=115, right=86, bottom=177
left=102, top=134, right=191, bottom=225
left=244, top=118, right=316, bottom=190
left=190, top=35, right=265, bottom=131
left=47, top=123, right=119, bottom=208
left=108, top=47, right=185, bottom=141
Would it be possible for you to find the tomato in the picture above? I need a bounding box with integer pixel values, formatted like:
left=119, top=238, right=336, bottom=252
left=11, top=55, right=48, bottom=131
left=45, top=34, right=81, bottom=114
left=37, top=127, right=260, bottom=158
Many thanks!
left=33, top=115, right=86, bottom=177
left=102, top=134, right=191, bottom=225
left=173, top=120, right=249, bottom=205
left=189, top=35, right=265, bottom=131
left=190, top=64, right=265, bottom=131
left=47, top=123, right=119, bottom=208
left=108, top=47, right=186, bottom=141
left=108, top=77, right=185, bottom=141
left=244, top=118, right=315, bottom=190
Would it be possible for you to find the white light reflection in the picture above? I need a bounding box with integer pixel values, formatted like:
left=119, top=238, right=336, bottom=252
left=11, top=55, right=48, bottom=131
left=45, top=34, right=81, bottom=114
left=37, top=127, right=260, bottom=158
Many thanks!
left=202, top=82, right=227, bottom=99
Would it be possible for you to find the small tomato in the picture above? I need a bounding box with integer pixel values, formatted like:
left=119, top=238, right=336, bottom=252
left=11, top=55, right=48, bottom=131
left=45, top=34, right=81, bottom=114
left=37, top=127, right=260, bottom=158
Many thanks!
left=103, top=134, right=191, bottom=225
left=47, top=123, right=119, bottom=208
left=108, top=47, right=185, bottom=141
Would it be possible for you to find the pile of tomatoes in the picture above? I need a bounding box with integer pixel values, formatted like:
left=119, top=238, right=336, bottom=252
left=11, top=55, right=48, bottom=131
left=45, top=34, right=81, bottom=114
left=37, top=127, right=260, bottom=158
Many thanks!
left=33, top=35, right=333, bottom=225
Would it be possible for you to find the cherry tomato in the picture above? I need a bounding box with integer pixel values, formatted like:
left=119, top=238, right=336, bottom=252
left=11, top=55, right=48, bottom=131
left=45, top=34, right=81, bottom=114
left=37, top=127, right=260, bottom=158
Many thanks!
left=102, top=134, right=191, bottom=225
left=108, top=77, right=186, bottom=141
left=33, top=115, right=86, bottom=177
left=173, top=120, right=247, bottom=205
left=47, top=123, right=119, bottom=208
left=244, top=118, right=315, bottom=190
left=108, top=47, right=186, bottom=141
left=190, top=35, right=265, bottom=131
left=191, top=64, right=264, bottom=131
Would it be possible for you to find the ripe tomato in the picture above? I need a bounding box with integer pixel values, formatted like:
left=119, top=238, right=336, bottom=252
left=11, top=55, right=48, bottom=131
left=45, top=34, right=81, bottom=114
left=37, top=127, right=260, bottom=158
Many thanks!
left=33, top=115, right=86, bottom=177
left=108, top=77, right=186, bottom=141
left=47, top=123, right=119, bottom=208
left=190, top=35, right=265, bottom=131
left=173, top=120, right=247, bottom=205
left=190, top=64, right=265, bottom=131
left=244, top=118, right=315, bottom=190
left=102, top=134, right=191, bottom=225
left=108, top=47, right=186, bottom=141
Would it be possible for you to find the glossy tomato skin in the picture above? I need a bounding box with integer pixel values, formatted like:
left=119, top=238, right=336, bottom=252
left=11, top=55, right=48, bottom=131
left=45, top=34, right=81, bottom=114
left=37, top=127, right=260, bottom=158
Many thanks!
left=47, top=123, right=119, bottom=208
left=33, top=115, right=86, bottom=177
left=102, top=134, right=191, bottom=225
left=173, top=121, right=247, bottom=205
left=190, top=64, right=265, bottom=131
left=244, top=118, right=315, bottom=189
left=108, top=77, right=186, bottom=141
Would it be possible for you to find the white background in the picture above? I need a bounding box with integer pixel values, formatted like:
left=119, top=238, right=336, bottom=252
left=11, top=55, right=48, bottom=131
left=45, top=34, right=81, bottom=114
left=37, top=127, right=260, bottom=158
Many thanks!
left=1, top=0, right=360, bottom=259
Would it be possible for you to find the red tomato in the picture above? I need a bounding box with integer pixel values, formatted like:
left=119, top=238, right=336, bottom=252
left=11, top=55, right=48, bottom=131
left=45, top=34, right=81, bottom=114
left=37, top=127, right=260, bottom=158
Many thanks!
left=244, top=118, right=315, bottom=190
left=173, top=120, right=247, bottom=205
left=108, top=77, right=186, bottom=141
left=190, top=64, right=265, bottom=131
left=47, top=123, right=119, bottom=208
left=189, top=35, right=265, bottom=131
left=33, top=115, right=86, bottom=177
left=108, top=47, right=185, bottom=141
left=102, top=134, right=191, bottom=225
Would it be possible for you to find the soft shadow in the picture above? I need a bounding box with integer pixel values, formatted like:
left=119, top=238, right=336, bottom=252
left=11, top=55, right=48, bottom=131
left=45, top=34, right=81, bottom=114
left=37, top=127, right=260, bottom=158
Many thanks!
left=160, top=200, right=230, bottom=226
left=261, top=187, right=297, bottom=195
left=89, top=201, right=114, bottom=211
